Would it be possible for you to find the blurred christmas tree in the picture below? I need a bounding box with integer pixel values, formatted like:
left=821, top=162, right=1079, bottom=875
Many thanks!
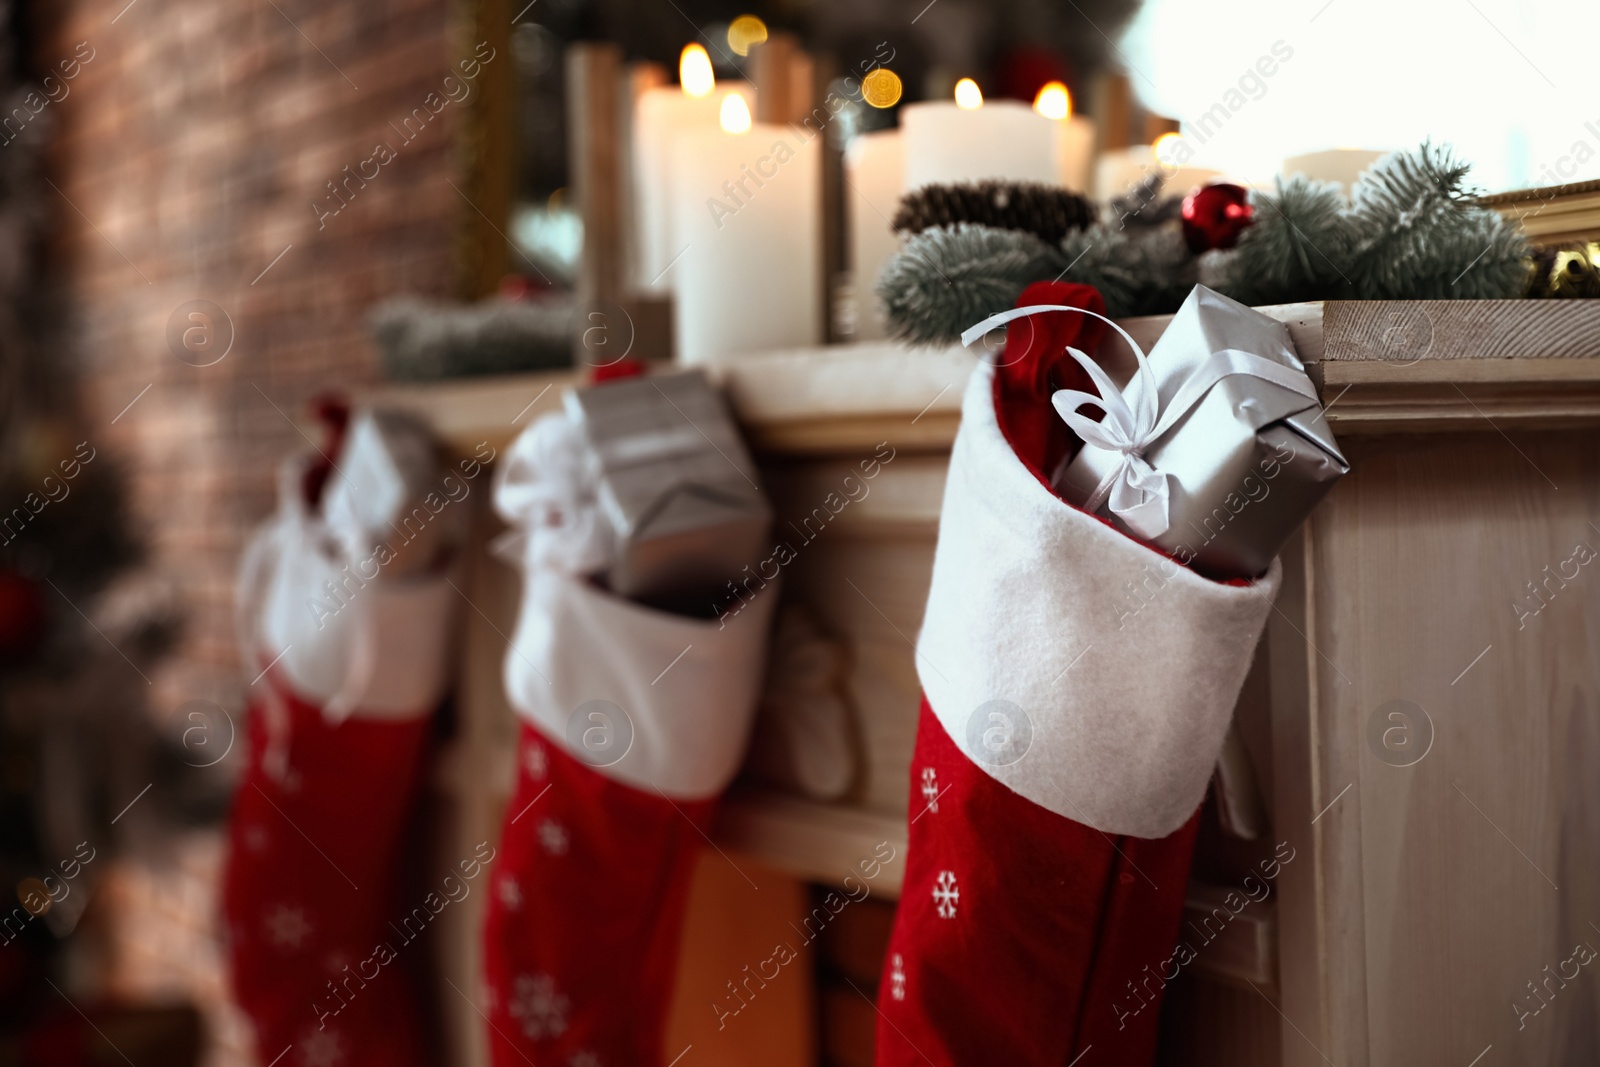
left=0, top=1, right=198, bottom=1035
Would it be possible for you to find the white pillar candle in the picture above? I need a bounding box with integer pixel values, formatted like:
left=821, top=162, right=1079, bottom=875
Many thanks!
left=672, top=93, right=822, bottom=365
left=1033, top=81, right=1095, bottom=193
left=632, top=45, right=754, bottom=293
left=901, top=82, right=1057, bottom=191
left=1282, top=149, right=1385, bottom=193
left=1053, top=119, right=1096, bottom=193
left=1094, top=145, right=1220, bottom=202
left=844, top=129, right=903, bottom=341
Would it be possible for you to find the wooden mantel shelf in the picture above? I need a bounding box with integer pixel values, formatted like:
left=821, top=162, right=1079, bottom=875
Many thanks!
left=715, top=791, right=907, bottom=894
left=371, top=298, right=1600, bottom=458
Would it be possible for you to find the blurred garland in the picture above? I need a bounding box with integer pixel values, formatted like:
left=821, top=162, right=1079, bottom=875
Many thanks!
left=876, top=142, right=1537, bottom=346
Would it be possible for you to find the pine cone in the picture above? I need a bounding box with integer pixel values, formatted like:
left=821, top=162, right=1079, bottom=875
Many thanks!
left=893, top=182, right=1094, bottom=245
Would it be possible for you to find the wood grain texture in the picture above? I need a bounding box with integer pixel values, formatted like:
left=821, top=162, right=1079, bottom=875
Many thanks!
left=567, top=43, right=625, bottom=307
left=1320, top=300, right=1600, bottom=362
left=1303, top=431, right=1600, bottom=1066
left=1483, top=182, right=1600, bottom=246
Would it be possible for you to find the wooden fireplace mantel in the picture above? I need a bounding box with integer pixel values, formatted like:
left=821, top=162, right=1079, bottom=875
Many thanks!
left=373, top=297, right=1600, bottom=1067
left=375, top=298, right=1600, bottom=458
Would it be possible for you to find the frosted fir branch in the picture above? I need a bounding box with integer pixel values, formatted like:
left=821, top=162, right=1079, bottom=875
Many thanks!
left=878, top=223, right=1064, bottom=345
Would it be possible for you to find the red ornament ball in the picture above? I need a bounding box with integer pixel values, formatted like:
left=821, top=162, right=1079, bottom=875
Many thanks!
left=1181, top=182, right=1255, bottom=253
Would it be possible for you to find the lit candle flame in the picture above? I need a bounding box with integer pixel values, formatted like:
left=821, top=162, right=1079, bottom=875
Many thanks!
left=680, top=44, right=714, bottom=98
left=720, top=92, right=752, bottom=134
left=1153, top=132, right=1187, bottom=167
left=954, top=78, right=983, bottom=110
left=1033, top=81, right=1071, bottom=121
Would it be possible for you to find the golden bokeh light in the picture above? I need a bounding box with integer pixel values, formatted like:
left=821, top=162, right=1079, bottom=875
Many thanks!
left=862, top=68, right=903, bottom=109
left=727, top=16, right=769, bottom=57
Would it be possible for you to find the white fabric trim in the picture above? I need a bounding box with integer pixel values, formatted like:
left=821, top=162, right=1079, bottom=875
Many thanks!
left=916, top=363, right=1280, bottom=838
left=502, top=564, right=776, bottom=800
left=241, top=460, right=456, bottom=720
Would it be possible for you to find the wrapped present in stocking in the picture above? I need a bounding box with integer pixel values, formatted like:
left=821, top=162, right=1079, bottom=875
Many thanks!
left=875, top=282, right=1321, bottom=1065
left=481, top=377, right=775, bottom=1066
left=223, top=407, right=463, bottom=1067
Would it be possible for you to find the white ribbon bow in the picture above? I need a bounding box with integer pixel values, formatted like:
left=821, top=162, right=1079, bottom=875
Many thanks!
left=493, top=412, right=615, bottom=575
left=962, top=304, right=1319, bottom=540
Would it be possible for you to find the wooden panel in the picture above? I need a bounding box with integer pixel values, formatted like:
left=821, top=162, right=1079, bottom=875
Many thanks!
left=434, top=489, right=523, bottom=1067
left=665, top=852, right=815, bottom=1067
left=567, top=43, right=625, bottom=307
left=815, top=896, right=897, bottom=989
left=1269, top=523, right=1370, bottom=1067
left=1322, top=358, right=1600, bottom=434
left=1481, top=180, right=1600, bottom=245
left=781, top=533, right=934, bottom=815
left=456, top=0, right=514, bottom=298
left=1181, top=884, right=1279, bottom=991
left=1298, top=429, right=1600, bottom=1065
left=820, top=983, right=879, bottom=1067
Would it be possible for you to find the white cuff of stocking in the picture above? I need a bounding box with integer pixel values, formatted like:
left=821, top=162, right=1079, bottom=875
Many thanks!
left=915, top=362, right=1280, bottom=839
left=250, top=516, right=457, bottom=719
left=503, top=566, right=776, bottom=800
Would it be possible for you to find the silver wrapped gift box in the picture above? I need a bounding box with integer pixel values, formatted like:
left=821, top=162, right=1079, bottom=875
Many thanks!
left=1053, top=285, right=1348, bottom=578
left=566, top=369, right=772, bottom=607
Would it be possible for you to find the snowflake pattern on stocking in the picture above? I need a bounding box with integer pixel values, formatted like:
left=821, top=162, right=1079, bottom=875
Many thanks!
left=538, top=819, right=570, bottom=856
left=265, top=903, right=313, bottom=951
left=300, top=1027, right=344, bottom=1067
left=890, top=953, right=907, bottom=1001
left=510, top=973, right=570, bottom=1040
left=919, top=767, right=940, bottom=814
left=499, top=876, right=523, bottom=910
left=569, top=1052, right=603, bottom=1067
left=524, top=741, right=548, bottom=781
left=933, top=870, right=959, bottom=919
left=243, top=824, right=270, bottom=852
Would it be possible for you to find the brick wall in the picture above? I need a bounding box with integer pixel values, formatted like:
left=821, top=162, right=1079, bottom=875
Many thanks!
left=38, top=0, right=465, bottom=711
left=34, top=2, right=471, bottom=1061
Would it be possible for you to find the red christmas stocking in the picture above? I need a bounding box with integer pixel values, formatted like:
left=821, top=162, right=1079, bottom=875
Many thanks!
left=223, top=418, right=459, bottom=1067
left=480, top=414, right=775, bottom=1065
left=876, top=283, right=1279, bottom=1065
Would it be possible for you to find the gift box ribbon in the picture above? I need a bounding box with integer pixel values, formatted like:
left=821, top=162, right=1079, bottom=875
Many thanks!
left=963, top=304, right=1320, bottom=540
